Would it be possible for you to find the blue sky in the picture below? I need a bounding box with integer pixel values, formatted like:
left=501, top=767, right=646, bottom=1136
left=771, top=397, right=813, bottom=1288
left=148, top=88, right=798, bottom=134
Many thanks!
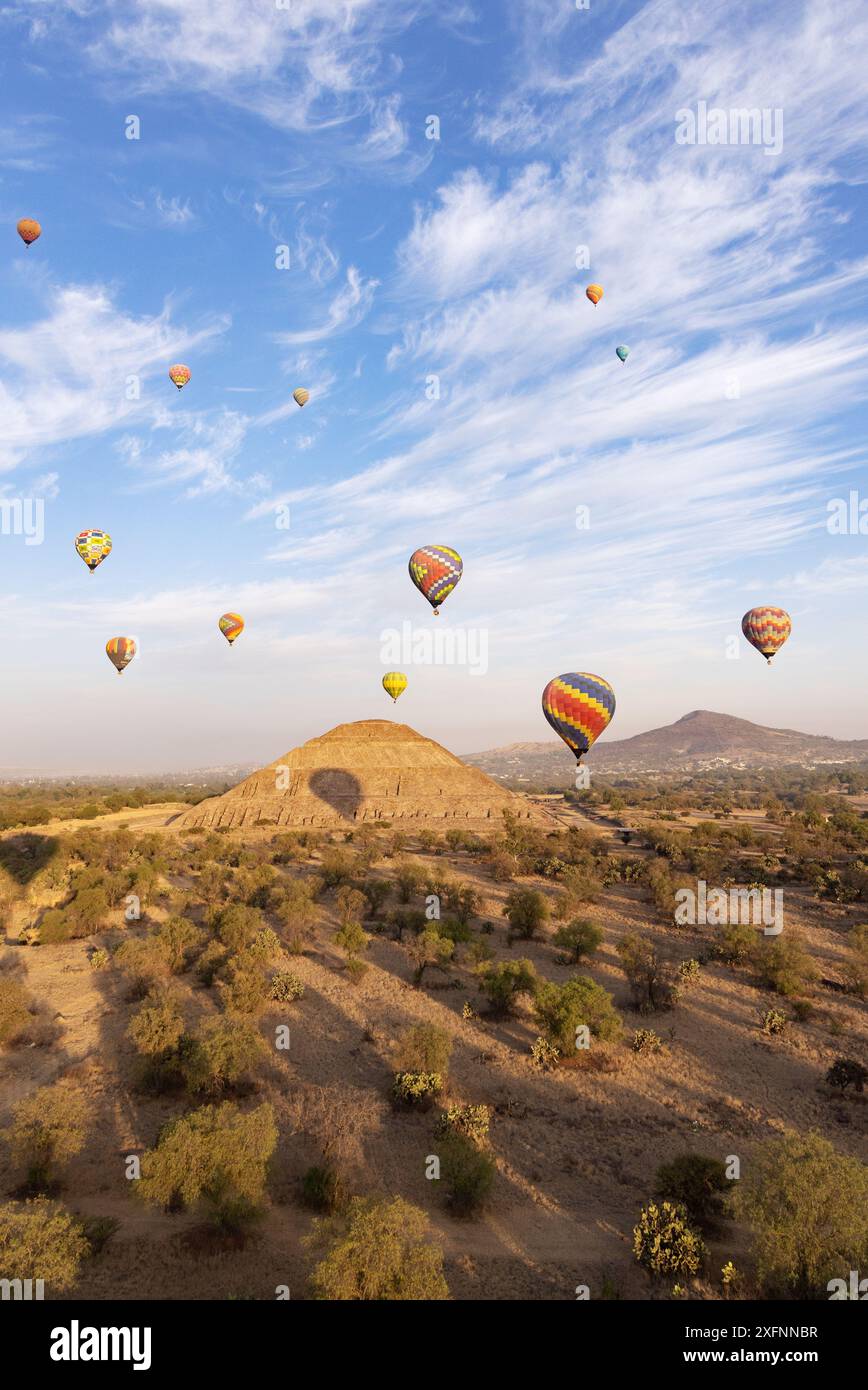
left=1, top=0, right=867, bottom=773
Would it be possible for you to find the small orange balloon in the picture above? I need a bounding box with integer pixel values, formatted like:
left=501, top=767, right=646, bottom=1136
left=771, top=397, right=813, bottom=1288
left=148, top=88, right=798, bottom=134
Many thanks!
left=17, top=218, right=41, bottom=246
left=585, top=284, right=603, bottom=305
left=168, top=364, right=191, bottom=390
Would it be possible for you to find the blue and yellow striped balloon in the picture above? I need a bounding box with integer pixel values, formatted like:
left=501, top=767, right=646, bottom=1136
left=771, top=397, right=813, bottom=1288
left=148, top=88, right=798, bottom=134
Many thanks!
left=541, top=672, right=616, bottom=762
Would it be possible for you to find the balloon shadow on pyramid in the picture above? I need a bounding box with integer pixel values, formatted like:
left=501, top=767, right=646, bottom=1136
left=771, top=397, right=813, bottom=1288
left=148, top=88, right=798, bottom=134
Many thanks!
left=308, top=768, right=363, bottom=822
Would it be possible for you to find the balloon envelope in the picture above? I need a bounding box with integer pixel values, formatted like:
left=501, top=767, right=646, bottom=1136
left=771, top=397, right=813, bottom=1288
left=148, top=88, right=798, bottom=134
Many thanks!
left=106, top=637, right=136, bottom=674
left=542, top=672, right=616, bottom=762
left=168, top=364, right=191, bottom=390
left=218, top=612, right=245, bottom=645
left=586, top=284, right=603, bottom=305
left=408, top=545, right=463, bottom=614
left=382, top=671, right=407, bottom=703
left=17, top=218, right=41, bottom=245
left=75, top=529, right=112, bottom=572
left=292, top=388, right=310, bottom=407
left=742, top=607, right=791, bottom=663
left=616, top=345, right=629, bottom=362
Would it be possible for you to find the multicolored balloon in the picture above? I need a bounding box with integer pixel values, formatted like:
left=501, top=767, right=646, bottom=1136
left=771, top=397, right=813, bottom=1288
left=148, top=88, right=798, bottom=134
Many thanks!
left=542, top=672, right=616, bottom=763
left=408, top=545, right=463, bottom=615
left=742, top=607, right=792, bottom=664
left=382, top=671, right=407, bottom=703
left=218, top=612, right=245, bottom=645
left=292, top=388, right=310, bottom=408
left=168, top=364, right=191, bottom=390
left=74, top=529, right=112, bottom=573
left=586, top=284, right=603, bottom=306
left=17, top=218, right=41, bottom=246
left=106, top=637, right=136, bottom=675
left=615, top=345, right=630, bottom=362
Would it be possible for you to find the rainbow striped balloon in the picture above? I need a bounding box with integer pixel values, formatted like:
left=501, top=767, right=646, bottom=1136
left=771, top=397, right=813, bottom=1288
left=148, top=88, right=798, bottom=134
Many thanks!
left=408, top=545, right=463, bottom=615
left=218, top=612, right=245, bottom=645
left=741, top=607, right=791, bottom=663
left=542, top=672, right=616, bottom=762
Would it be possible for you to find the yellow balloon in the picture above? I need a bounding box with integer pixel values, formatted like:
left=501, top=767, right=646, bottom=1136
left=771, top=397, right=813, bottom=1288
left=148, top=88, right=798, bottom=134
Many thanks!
left=218, top=612, right=245, bottom=645
left=293, top=388, right=310, bottom=408
left=382, top=671, right=407, bottom=703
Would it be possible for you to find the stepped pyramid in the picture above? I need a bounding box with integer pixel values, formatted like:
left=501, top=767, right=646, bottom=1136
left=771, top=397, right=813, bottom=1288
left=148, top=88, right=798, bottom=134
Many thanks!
left=174, top=720, right=552, bottom=830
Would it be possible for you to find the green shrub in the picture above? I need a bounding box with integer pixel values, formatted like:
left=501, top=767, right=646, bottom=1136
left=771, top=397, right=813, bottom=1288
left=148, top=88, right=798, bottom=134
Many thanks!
left=127, top=990, right=185, bottom=1058
left=395, top=1023, right=452, bottom=1077
left=654, top=1153, right=730, bottom=1230
left=137, top=1101, right=277, bottom=1235
left=617, top=933, right=678, bottom=1013
left=335, top=921, right=368, bottom=962
left=0, top=1198, right=89, bottom=1293
left=826, top=1058, right=868, bottom=1094
left=439, top=1133, right=495, bottom=1216
left=534, top=976, right=622, bottom=1052
left=0, top=977, right=34, bottom=1045
left=213, top=903, right=264, bottom=953
left=553, top=918, right=603, bottom=963
left=503, top=887, right=549, bottom=941
left=183, top=1017, right=265, bottom=1096
left=195, top=939, right=229, bottom=986
left=632, top=1028, right=663, bottom=1055
left=715, top=920, right=757, bottom=964
left=760, top=1008, right=787, bottom=1036
left=478, top=959, right=537, bottom=1015
left=752, top=934, right=818, bottom=997
left=633, top=1201, right=705, bottom=1278
left=306, top=1196, right=448, bottom=1300
left=408, top=928, right=454, bottom=985
left=155, top=916, right=204, bottom=973
left=301, top=1164, right=344, bottom=1213
left=733, top=1131, right=868, bottom=1295
left=215, top=950, right=270, bottom=1015
left=2, top=1083, right=88, bottom=1192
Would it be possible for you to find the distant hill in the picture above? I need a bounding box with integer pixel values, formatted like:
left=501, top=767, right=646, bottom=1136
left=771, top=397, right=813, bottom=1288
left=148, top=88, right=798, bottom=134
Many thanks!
left=463, top=710, right=868, bottom=785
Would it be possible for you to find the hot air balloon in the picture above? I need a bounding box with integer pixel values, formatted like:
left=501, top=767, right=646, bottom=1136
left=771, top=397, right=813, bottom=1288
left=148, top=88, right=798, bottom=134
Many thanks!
left=106, top=637, right=136, bottom=675
left=586, top=284, right=603, bottom=306
left=74, top=529, right=112, bottom=573
left=382, top=671, right=407, bottom=703
left=218, top=613, right=244, bottom=646
left=17, top=218, right=41, bottom=246
left=292, top=388, right=310, bottom=408
left=408, top=545, right=463, bottom=615
left=168, top=364, right=191, bottom=390
left=615, top=345, right=630, bottom=362
left=542, top=672, right=616, bottom=763
left=742, top=607, right=791, bottom=664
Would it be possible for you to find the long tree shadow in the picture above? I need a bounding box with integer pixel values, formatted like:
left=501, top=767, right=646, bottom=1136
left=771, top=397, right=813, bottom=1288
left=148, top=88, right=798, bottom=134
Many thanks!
left=308, top=768, right=363, bottom=822
left=0, top=833, right=61, bottom=886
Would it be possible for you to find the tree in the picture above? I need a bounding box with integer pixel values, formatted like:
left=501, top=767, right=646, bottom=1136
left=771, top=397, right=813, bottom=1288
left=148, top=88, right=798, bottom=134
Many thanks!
left=334, top=920, right=369, bottom=967
left=617, top=933, right=678, bottom=1012
left=213, top=903, right=263, bottom=953
left=3, top=1083, right=88, bottom=1193
left=183, top=1017, right=265, bottom=1096
left=534, top=976, right=621, bottom=1053
left=0, top=976, right=33, bottom=1045
left=137, top=1102, right=277, bottom=1235
left=336, top=886, right=367, bottom=928
left=0, top=1198, right=89, bottom=1293
left=361, top=878, right=391, bottom=920
left=751, top=933, right=818, bottom=997
left=502, top=887, right=549, bottom=941
left=407, top=928, right=454, bottom=986
left=654, top=1153, right=730, bottom=1230
left=155, top=916, right=204, bottom=973
left=478, top=959, right=537, bottom=1015
left=445, top=882, right=480, bottom=925
left=306, top=1197, right=449, bottom=1300
left=394, top=1023, right=452, bottom=1078
left=393, top=859, right=425, bottom=904
left=633, top=1201, right=704, bottom=1278
left=733, top=1131, right=868, bottom=1295
left=826, top=1058, right=868, bottom=1095
left=553, top=918, right=603, bottom=963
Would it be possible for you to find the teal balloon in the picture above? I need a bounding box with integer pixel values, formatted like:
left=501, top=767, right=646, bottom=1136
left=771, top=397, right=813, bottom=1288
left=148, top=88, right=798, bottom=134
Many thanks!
left=615, top=345, right=630, bottom=362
